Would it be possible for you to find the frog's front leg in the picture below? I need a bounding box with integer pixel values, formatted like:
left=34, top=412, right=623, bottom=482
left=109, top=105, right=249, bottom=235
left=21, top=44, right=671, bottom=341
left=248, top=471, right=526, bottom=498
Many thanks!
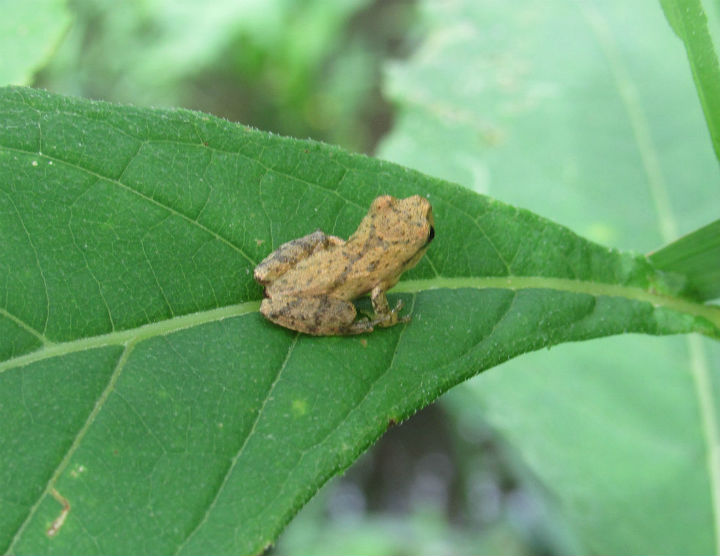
left=369, top=286, right=410, bottom=328
left=254, top=230, right=344, bottom=284
left=260, top=295, right=373, bottom=336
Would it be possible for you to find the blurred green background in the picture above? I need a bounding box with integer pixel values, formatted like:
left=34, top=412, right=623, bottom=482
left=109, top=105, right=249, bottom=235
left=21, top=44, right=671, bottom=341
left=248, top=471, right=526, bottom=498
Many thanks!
left=21, top=0, right=417, bottom=155
left=6, top=0, right=719, bottom=554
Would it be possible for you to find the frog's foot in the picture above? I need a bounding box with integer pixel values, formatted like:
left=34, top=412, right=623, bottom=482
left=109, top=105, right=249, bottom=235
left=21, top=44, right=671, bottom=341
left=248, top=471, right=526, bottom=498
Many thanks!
left=348, top=299, right=408, bottom=333
left=368, top=287, right=411, bottom=329
left=373, top=299, right=410, bottom=328
left=343, top=317, right=375, bottom=335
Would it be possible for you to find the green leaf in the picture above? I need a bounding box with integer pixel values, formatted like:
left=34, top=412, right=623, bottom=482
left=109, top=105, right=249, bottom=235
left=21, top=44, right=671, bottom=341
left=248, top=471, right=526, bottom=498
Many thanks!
left=0, top=86, right=717, bottom=555
left=0, top=0, right=71, bottom=85
left=378, top=0, right=720, bottom=553
left=650, top=219, right=720, bottom=301
left=660, top=0, right=720, bottom=163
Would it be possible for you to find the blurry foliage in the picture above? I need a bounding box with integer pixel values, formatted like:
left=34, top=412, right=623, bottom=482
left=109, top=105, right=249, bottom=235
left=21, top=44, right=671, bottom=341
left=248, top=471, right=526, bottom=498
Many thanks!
left=0, top=0, right=71, bottom=85
left=37, top=0, right=417, bottom=152
left=274, top=404, right=576, bottom=556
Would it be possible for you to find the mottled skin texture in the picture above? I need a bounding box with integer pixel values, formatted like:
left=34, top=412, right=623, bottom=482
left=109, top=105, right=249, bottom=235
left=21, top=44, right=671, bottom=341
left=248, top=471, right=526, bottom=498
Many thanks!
left=254, top=195, right=435, bottom=335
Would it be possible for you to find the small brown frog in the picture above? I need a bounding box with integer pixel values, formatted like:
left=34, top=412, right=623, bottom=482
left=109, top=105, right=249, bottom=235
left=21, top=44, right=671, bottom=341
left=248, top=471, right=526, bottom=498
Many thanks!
left=254, top=195, right=434, bottom=335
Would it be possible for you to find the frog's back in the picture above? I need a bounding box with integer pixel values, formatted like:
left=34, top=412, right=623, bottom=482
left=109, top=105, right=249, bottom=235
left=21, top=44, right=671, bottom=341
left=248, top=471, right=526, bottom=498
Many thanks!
left=264, top=244, right=357, bottom=298
left=267, top=246, right=388, bottom=300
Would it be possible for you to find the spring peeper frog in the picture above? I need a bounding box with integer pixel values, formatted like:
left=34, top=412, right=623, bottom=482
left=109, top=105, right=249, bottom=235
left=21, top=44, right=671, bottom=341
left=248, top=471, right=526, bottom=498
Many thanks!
left=254, top=195, right=434, bottom=335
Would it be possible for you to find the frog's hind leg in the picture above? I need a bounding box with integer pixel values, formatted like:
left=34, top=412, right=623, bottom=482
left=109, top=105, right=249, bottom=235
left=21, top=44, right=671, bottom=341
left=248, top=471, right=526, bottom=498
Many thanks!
left=369, top=286, right=410, bottom=328
left=254, top=230, right=344, bottom=284
left=260, top=295, right=370, bottom=336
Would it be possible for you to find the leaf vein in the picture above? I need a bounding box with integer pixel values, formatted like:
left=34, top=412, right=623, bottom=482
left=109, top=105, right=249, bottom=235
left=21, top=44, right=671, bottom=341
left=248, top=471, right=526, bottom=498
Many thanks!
left=4, top=343, right=135, bottom=554
left=0, top=146, right=258, bottom=267
left=68, top=182, right=116, bottom=331
left=172, top=333, right=300, bottom=555
left=0, top=306, right=49, bottom=347
left=242, top=297, right=417, bottom=532
left=0, top=188, right=51, bottom=337
left=140, top=214, right=176, bottom=317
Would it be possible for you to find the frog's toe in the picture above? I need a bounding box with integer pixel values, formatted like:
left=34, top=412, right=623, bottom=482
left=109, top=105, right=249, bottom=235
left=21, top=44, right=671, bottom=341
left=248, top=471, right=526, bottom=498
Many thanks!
left=344, top=318, right=374, bottom=334
left=373, top=304, right=411, bottom=328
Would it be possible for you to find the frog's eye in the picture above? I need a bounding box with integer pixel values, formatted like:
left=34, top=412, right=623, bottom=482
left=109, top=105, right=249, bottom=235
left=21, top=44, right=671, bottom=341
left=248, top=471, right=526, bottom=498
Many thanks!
left=427, top=226, right=435, bottom=243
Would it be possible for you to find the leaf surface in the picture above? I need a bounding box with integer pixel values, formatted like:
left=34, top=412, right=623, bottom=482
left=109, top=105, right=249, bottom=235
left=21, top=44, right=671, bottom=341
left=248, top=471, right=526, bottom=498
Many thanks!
left=0, top=86, right=717, bottom=554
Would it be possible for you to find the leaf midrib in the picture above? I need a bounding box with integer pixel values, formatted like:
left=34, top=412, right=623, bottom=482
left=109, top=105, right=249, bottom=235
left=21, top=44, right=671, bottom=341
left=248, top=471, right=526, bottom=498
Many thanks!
left=1, top=276, right=717, bottom=375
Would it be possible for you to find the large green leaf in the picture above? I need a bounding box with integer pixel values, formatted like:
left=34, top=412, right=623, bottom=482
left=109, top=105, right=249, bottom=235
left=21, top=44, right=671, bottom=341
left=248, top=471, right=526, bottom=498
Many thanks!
left=378, top=0, right=720, bottom=553
left=0, top=86, right=717, bottom=555
left=660, top=0, right=720, bottom=162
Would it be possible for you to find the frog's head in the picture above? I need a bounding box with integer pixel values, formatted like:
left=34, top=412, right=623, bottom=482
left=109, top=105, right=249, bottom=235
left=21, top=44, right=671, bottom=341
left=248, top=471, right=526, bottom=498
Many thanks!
left=368, top=194, right=434, bottom=269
